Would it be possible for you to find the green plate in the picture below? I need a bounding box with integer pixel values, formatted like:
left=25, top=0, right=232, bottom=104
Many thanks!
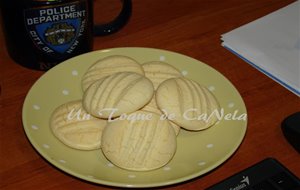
left=22, top=47, right=247, bottom=188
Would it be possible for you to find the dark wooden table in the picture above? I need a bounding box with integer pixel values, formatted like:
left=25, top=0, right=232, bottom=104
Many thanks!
left=1, top=0, right=299, bottom=189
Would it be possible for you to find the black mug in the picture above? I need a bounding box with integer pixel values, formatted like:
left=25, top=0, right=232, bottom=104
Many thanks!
left=0, top=0, right=132, bottom=70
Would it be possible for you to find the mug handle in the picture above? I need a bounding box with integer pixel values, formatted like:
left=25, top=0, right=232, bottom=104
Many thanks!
left=93, top=0, right=132, bottom=36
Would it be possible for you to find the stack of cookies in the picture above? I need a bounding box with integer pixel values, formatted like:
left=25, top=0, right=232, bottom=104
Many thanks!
left=50, top=55, right=220, bottom=171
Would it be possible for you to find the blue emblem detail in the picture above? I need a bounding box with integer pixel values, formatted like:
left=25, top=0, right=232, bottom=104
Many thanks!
left=35, top=19, right=80, bottom=53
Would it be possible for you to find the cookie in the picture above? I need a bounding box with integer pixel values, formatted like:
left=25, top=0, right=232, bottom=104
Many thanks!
left=82, top=55, right=144, bottom=91
left=141, top=61, right=182, bottom=135
left=101, top=110, right=177, bottom=171
left=169, top=121, right=181, bottom=136
left=141, top=96, right=181, bottom=136
left=50, top=100, right=107, bottom=150
left=156, top=77, right=220, bottom=131
left=83, top=72, right=154, bottom=119
left=142, top=61, right=182, bottom=90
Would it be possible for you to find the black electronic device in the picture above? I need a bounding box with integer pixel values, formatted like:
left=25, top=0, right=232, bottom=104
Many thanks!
left=206, top=158, right=300, bottom=190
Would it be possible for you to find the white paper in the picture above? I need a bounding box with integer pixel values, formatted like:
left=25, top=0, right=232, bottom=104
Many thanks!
left=221, top=1, right=300, bottom=96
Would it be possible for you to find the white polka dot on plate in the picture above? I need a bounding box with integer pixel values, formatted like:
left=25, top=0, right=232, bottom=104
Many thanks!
left=159, top=55, right=166, bottom=61
left=228, top=102, right=235, bottom=108
left=43, top=144, right=50, bottom=149
left=107, top=162, right=114, bottom=167
left=128, top=174, right=136, bottom=178
left=33, top=105, right=40, bottom=110
left=31, top=125, right=39, bottom=130
left=71, top=70, right=78, bottom=76
left=208, top=86, right=215, bottom=91
left=163, top=166, right=171, bottom=171
left=198, top=161, right=206, bottom=166
left=181, top=70, right=188, bottom=76
left=62, top=89, right=69, bottom=95
left=206, top=144, right=214, bottom=148
left=59, top=159, right=66, bottom=164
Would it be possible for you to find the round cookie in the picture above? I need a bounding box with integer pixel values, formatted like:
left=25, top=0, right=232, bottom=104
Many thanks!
left=141, top=61, right=182, bottom=135
left=142, top=61, right=182, bottom=90
left=83, top=72, right=154, bottom=119
left=141, top=96, right=180, bottom=136
left=101, top=110, right=177, bottom=171
left=156, top=77, right=220, bottom=131
left=50, top=100, right=107, bottom=150
left=82, top=55, right=144, bottom=91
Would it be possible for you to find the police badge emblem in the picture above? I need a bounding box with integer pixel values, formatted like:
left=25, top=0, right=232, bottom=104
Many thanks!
left=24, top=2, right=86, bottom=56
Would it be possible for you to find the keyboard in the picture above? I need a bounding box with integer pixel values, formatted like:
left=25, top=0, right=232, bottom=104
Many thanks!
left=206, top=158, right=300, bottom=190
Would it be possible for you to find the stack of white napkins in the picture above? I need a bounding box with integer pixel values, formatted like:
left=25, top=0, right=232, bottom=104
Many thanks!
left=221, top=1, right=300, bottom=96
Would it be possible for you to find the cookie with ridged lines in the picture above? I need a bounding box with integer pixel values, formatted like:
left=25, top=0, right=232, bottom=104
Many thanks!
left=82, top=55, right=144, bottom=91
left=101, top=110, right=177, bottom=171
left=156, top=77, right=220, bottom=131
left=142, top=61, right=182, bottom=90
left=141, top=96, right=180, bottom=136
left=83, top=72, right=154, bottom=119
left=142, top=61, right=182, bottom=134
left=50, top=100, right=107, bottom=150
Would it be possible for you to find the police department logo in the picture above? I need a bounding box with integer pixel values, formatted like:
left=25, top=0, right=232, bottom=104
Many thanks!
left=24, top=3, right=86, bottom=55
left=44, top=22, right=75, bottom=45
